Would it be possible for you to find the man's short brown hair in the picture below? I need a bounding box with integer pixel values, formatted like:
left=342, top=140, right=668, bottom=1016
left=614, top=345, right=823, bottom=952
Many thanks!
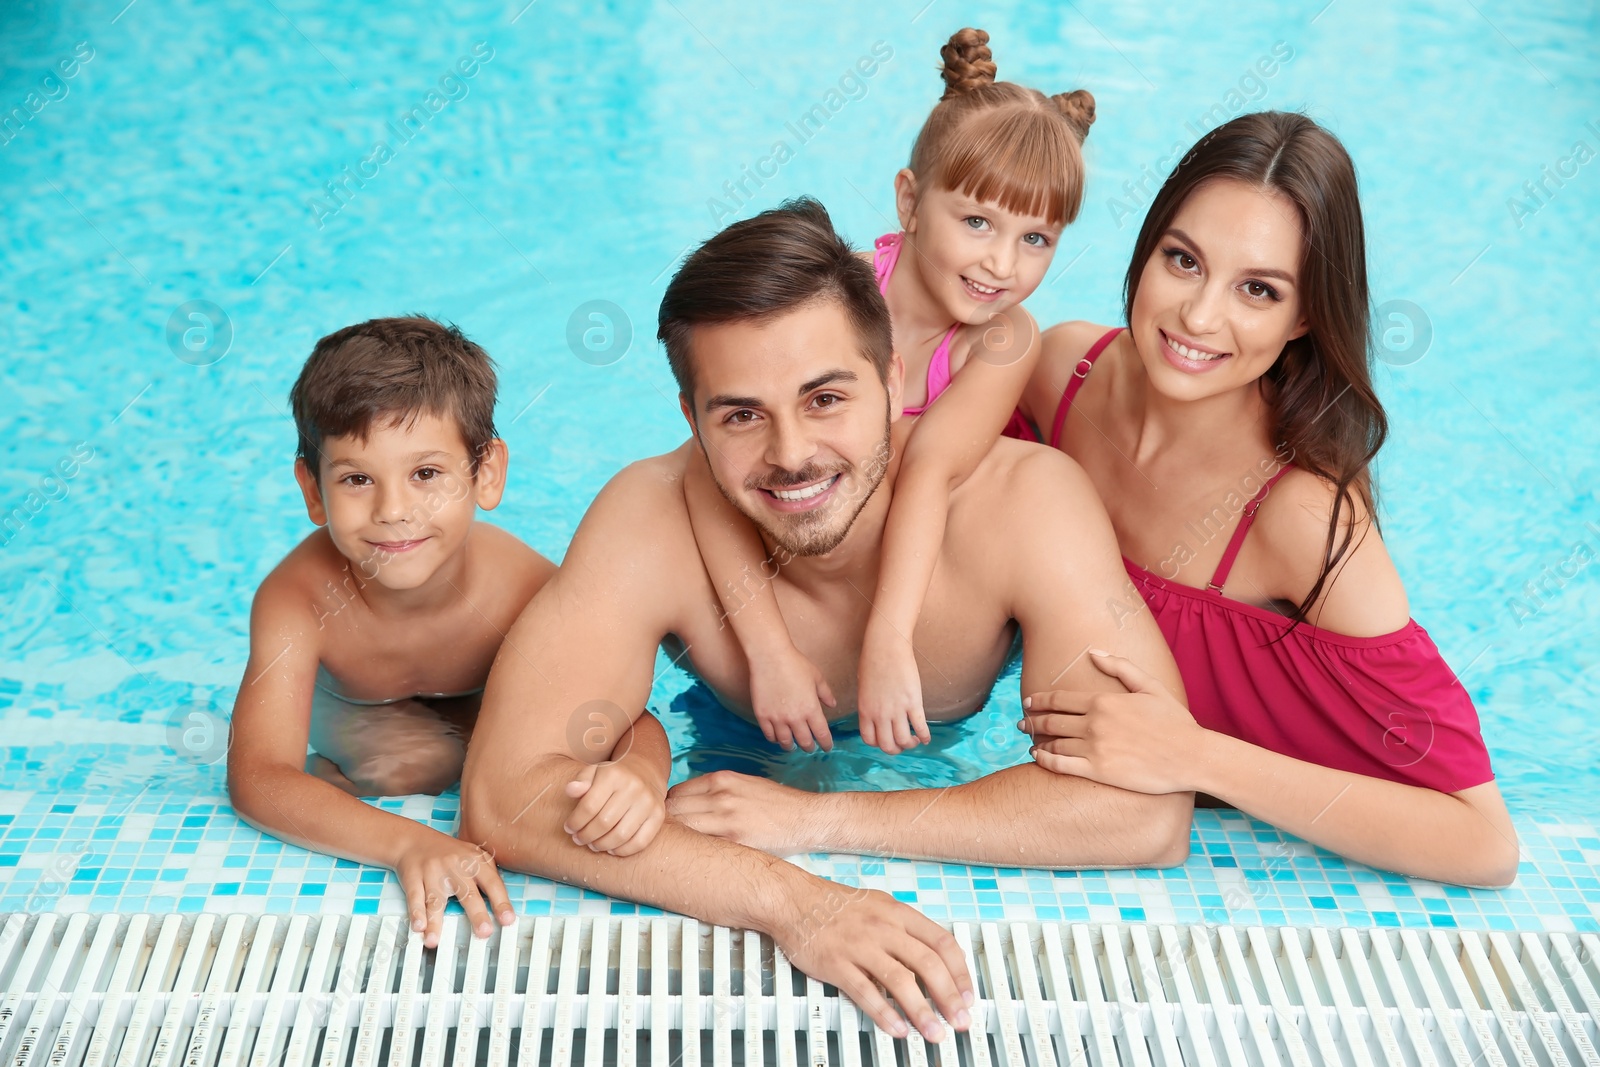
left=290, top=316, right=498, bottom=478
left=657, top=197, right=892, bottom=409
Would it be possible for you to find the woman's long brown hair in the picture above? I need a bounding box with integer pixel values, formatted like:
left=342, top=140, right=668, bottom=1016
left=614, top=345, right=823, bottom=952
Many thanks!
left=1123, top=111, right=1388, bottom=629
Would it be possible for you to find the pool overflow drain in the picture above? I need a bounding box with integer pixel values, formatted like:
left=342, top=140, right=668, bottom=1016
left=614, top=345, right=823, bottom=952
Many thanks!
left=0, top=912, right=1595, bottom=1065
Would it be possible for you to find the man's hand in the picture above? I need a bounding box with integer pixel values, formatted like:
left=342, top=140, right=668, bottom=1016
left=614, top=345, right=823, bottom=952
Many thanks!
left=1022, top=649, right=1205, bottom=795
left=666, top=771, right=820, bottom=855
left=564, top=759, right=667, bottom=857
left=776, top=883, right=975, bottom=1043
left=857, top=622, right=930, bottom=754
left=396, top=833, right=515, bottom=948
left=749, top=646, right=837, bottom=752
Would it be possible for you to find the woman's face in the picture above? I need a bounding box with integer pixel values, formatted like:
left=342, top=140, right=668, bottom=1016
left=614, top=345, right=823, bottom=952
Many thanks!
left=896, top=170, right=1062, bottom=327
left=1129, top=178, right=1310, bottom=402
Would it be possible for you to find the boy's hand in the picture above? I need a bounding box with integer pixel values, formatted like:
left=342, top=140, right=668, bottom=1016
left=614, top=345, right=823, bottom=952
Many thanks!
left=857, top=625, right=930, bottom=754
left=749, top=648, right=837, bottom=753
left=564, top=760, right=666, bottom=856
left=395, top=834, right=514, bottom=948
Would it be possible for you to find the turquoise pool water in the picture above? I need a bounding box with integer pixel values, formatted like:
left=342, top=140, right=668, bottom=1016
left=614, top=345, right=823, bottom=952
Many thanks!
left=2, top=0, right=1597, bottom=930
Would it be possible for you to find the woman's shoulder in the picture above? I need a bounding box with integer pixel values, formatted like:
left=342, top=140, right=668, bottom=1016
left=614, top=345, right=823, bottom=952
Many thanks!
left=1041, top=319, right=1120, bottom=361
left=1251, top=466, right=1411, bottom=637
left=1025, top=321, right=1120, bottom=414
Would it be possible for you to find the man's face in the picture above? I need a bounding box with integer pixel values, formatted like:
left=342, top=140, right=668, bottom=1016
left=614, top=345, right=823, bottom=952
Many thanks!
left=683, top=298, right=900, bottom=557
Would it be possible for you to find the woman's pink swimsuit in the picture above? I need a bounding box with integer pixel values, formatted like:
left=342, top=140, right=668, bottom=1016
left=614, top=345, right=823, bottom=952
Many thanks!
left=1038, top=327, right=1494, bottom=794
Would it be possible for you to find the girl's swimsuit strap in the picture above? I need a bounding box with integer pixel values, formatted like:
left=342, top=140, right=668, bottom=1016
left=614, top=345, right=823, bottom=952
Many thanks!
left=876, top=232, right=958, bottom=417
left=1048, top=326, right=1125, bottom=450
left=1206, top=462, right=1296, bottom=593
left=904, top=325, right=960, bottom=417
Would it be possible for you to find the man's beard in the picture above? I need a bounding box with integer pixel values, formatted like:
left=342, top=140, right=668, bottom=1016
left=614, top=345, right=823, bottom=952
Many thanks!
left=704, top=424, right=892, bottom=558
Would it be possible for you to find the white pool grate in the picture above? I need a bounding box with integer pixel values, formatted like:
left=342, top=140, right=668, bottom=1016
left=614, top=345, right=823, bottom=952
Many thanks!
left=0, top=912, right=1596, bottom=1065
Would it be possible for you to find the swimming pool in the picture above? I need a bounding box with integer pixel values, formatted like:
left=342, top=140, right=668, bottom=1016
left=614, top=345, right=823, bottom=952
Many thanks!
left=2, top=0, right=1598, bottom=943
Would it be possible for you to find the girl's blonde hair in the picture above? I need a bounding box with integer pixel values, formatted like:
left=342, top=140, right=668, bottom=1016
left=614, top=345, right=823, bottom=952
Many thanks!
left=908, top=27, right=1096, bottom=227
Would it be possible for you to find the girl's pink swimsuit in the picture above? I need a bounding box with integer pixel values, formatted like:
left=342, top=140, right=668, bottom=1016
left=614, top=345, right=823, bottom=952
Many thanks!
left=873, top=231, right=1043, bottom=438
left=1038, top=327, right=1494, bottom=794
left=873, top=233, right=957, bottom=416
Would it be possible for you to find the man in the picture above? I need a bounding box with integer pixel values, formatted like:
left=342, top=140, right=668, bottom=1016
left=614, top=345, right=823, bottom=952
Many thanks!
left=460, top=198, right=1191, bottom=1042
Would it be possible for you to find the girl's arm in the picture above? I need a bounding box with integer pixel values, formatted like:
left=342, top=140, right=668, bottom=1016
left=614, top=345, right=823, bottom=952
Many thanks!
left=1025, top=654, right=1519, bottom=886
left=860, top=308, right=1042, bottom=753
left=227, top=576, right=514, bottom=946
left=681, top=448, right=836, bottom=751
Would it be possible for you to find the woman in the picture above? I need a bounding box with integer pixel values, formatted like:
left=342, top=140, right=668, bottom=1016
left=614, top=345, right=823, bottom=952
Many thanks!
left=1017, top=111, right=1518, bottom=887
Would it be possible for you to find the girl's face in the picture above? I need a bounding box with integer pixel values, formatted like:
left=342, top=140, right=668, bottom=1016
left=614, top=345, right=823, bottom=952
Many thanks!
left=896, top=170, right=1061, bottom=325
left=1129, top=178, right=1311, bottom=402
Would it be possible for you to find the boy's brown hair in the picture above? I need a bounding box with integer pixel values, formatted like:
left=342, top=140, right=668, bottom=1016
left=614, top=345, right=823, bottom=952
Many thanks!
left=290, top=316, right=499, bottom=478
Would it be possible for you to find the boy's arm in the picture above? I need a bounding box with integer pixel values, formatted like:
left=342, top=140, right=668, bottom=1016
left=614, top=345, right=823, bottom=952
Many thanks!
left=681, top=448, right=834, bottom=751
left=860, top=312, right=1042, bottom=749
left=226, top=573, right=512, bottom=946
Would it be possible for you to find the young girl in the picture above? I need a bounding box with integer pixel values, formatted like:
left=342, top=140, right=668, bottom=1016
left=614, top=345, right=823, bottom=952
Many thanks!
left=1016, top=111, right=1518, bottom=887
left=684, top=27, right=1095, bottom=755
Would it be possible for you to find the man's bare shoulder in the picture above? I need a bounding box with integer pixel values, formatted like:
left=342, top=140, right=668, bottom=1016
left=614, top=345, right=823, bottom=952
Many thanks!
left=947, top=439, right=1121, bottom=577
left=954, top=437, right=1109, bottom=529
left=555, top=445, right=701, bottom=581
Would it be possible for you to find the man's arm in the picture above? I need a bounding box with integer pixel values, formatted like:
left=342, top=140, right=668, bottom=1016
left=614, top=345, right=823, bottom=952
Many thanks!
left=671, top=445, right=1194, bottom=867
left=458, top=455, right=974, bottom=1042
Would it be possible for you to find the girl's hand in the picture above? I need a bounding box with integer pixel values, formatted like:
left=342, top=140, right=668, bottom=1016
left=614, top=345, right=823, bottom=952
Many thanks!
left=564, top=759, right=667, bottom=857
left=1021, top=650, right=1205, bottom=795
left=395, top=834, right=515, bottom=948
left=749, top=647, right=837, bottom=752
left=858, top=624, right=930, bottom=754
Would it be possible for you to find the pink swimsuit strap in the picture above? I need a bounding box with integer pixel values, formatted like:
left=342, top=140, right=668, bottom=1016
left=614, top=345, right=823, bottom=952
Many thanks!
left=1207, top=462, right=1296, bottom=593
left=1048, top=324, right=1297, bottom=593
left=1047, top=326, right=1124, bottom=450
left=874, top=233, right=959, bottom=417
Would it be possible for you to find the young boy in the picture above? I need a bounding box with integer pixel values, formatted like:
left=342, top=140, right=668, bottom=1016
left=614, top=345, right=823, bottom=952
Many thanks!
left=227, top=316, right=665, bottom=948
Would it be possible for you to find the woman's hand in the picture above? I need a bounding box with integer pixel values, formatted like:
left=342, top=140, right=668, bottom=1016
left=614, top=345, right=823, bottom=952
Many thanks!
left=1021, top=650, right=1207, bottom=795
left=394, top=832, right=515, bottom=948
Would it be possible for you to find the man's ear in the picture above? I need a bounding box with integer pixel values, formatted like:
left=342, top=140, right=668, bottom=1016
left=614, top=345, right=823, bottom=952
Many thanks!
left=471, top=439, right=509, bottom=511
left=294, top=457, right=328, bottom=527
left=678, top=392, right=697, bottom=433
left=886, top=352, right=907, bottom=422
left=893, top=169, right=919, bottom=234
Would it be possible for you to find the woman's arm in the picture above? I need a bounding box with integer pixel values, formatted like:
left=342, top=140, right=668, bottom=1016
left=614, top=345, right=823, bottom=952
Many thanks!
left=680, top=448, right=835, bottom=751
left=1196, top=728, right=1517, bottom=886
left=1025, top=652, right=1519, bottom=887
left=860, top=309, right=1042, bottom=751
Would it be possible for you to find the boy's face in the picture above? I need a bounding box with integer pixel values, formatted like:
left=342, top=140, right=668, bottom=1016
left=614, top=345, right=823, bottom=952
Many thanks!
left=294, top=411, right=507, bottom=592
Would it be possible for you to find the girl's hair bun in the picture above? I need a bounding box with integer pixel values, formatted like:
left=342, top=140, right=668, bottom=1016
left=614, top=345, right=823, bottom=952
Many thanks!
left=1051, top=89, right=1096, bottom=143
left=939, top=27, right=997, bottom=100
